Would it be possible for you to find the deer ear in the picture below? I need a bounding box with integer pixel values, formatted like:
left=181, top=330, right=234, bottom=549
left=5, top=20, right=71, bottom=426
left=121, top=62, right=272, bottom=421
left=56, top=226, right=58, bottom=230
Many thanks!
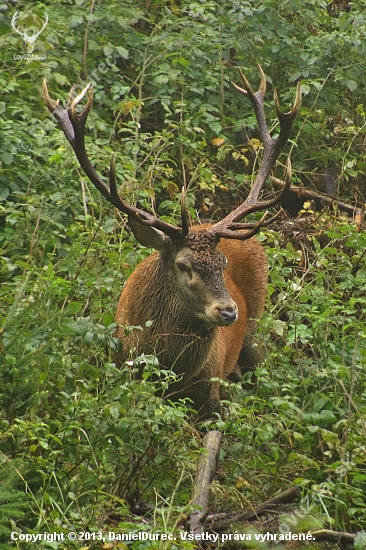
left=128, top=214, right=167, bottom=250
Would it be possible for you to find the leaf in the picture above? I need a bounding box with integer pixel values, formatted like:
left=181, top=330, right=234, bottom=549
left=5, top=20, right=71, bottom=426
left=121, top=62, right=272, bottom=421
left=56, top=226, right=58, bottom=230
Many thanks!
left=208, top=121, right=222, bottom=134
left=69, top=14, right=84, bottom=27
left=176, top=57, right=189, bottom=67
left=293, top=431, right=304, bottom=442
left=49, top=153, right=64, bottom=164
left=84, top=331, right=94, bottom=345
left=346, top=79, right=357, bottom=92
left=58, top=320, right=79, bottom=335
left=0, top=186, right=9, bottom=200
left=154, top=74, right=169, bottom=85
left=320, top=429, right=339, bottom=447
left=319, top=410, right=337, bottom=424
left=64, top=302, right=82, bottom=315
left=116, top=45, right=129, bottom=59
left=354, top=532, right=366, bottom=550
left=273, top=319, right=287, bottom=336
left=211, top=137, right=225, bottom=147
left=0, top=152, right=13, bottom=164
left=52, top=73, right=69, bottom=86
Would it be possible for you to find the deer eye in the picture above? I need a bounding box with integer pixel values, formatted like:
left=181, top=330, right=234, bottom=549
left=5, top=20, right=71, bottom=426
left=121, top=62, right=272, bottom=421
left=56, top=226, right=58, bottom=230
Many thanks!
left=176, top=260, right=193, bottom=282
left=176, top=261, right=190, bottom=272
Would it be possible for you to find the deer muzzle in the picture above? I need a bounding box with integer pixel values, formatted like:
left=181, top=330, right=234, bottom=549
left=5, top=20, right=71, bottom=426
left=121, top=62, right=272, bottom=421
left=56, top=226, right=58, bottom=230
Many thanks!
left=217, top=305, right=238, bottom=324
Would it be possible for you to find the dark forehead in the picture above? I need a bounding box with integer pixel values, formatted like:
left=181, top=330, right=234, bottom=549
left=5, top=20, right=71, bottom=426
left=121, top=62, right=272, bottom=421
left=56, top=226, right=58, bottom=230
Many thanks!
left=178, top=230, right=224, bottom=271
left=186, top=230, right=219, bottom=253
left=161, top=229, right=222, bottom=265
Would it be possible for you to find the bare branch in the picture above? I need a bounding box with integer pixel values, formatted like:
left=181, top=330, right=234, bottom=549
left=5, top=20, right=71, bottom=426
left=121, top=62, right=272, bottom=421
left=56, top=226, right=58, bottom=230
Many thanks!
left=190, top=430, right=222, bottom=534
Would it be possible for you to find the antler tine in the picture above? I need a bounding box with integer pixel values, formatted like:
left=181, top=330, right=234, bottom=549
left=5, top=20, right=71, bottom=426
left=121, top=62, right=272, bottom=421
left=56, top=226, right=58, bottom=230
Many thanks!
left=43, top=81, right=183, bottom=240
left=180, top=187, right=190, bottom=236
left=210, top=67, right=301, bottom=241
left=42, top=78, right=59, bottom=111
left=68, top=83, right=93, bottom=122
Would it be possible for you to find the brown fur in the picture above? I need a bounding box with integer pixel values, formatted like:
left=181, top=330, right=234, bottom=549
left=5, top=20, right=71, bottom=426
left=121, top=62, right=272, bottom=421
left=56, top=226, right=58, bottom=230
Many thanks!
left=115, top=223, right=267, bottom=417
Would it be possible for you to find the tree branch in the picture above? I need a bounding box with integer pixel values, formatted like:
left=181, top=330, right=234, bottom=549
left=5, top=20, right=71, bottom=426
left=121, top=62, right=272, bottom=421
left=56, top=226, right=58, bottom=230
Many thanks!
left=206, top=486, right=301, bottom=530
left=190, top=430, right=222, bottom=534
left=272, top=177, right=364, bottom=221
left=311, top=529, right=356, bottom=545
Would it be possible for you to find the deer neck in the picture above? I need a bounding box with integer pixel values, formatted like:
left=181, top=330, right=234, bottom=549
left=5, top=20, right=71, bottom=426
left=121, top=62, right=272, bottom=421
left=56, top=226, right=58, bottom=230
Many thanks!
left=142, top=255, right=216, bottom=376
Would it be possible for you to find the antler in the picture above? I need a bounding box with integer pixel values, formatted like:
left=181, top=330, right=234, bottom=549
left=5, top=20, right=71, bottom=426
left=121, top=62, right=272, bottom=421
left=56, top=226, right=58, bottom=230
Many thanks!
left=42, top=80, right=185, bottom=241
left=43, top=66, right=300, bottom=244
left=210, top=65, right=301, bottom=240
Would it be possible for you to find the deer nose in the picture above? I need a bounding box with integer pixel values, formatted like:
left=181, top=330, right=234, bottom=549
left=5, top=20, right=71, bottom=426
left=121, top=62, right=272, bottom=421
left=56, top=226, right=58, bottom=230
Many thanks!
left=218, top=306, right=238, bottom=324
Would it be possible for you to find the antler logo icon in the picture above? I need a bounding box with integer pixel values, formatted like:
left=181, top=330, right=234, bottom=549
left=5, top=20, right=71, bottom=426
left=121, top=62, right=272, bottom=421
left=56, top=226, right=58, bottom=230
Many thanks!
left=11, top=11, right=49, bottom=54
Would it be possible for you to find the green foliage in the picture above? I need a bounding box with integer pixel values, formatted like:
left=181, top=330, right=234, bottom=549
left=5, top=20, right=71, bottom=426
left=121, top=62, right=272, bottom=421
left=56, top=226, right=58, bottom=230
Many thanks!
left=1, top=0, right=366, bottom=547
left=212, top=219, right=366, bottom=533
left=0, top=461, right=29, bottom=549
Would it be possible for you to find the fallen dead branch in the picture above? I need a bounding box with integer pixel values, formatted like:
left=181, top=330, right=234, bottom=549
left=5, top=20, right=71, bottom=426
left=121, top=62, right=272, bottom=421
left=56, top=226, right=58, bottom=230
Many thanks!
left=206, top=486, right=301, bottom=531
left=271, top=177, right=364, bottom=222
left=188, top=430, right=360, bottom=548
left=190, top=429, right=222, bottom=534
left=311, top=529, right=356, bottom=545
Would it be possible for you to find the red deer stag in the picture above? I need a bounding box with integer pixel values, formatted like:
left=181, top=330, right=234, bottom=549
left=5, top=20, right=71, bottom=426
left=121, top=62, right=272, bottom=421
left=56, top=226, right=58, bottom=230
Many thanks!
left=43, top=67, right=301, bottom=417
